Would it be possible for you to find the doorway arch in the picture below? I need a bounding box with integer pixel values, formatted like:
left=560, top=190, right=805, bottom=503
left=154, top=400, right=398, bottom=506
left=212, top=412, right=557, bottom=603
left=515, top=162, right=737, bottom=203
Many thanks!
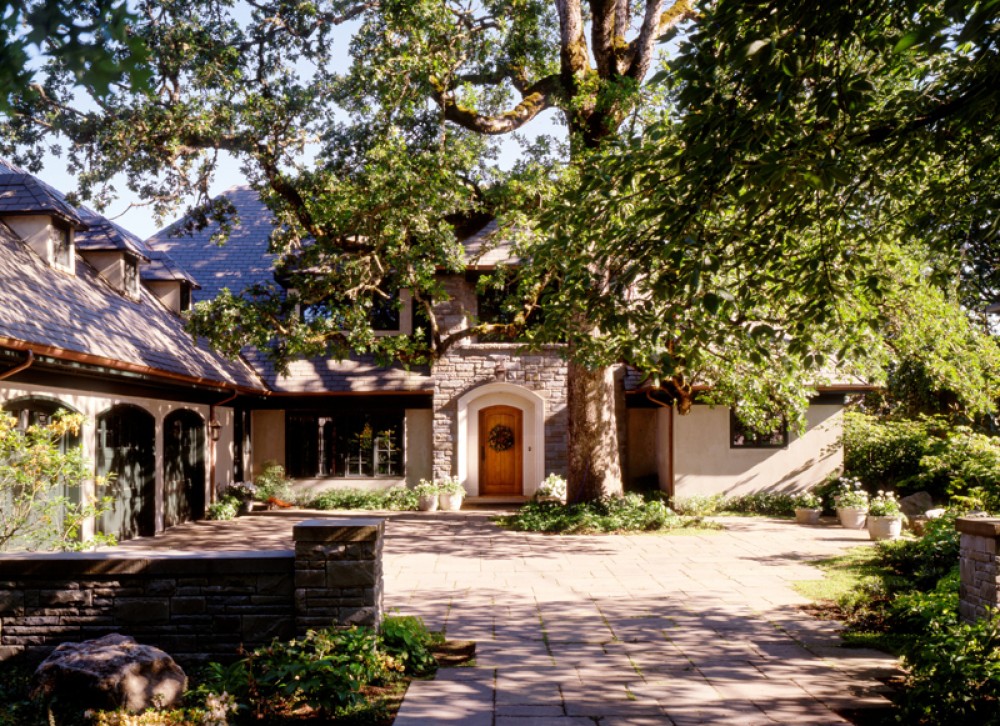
left=457, top=383, right=545, bottom=496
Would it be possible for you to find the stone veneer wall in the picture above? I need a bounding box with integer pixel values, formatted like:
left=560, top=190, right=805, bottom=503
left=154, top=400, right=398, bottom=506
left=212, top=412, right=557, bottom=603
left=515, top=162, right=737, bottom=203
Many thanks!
left=431, top=275, right=570, bottom=482
left=957, top=516, right=1000, bottom=623
left=0, top=518, right=383, bottom=664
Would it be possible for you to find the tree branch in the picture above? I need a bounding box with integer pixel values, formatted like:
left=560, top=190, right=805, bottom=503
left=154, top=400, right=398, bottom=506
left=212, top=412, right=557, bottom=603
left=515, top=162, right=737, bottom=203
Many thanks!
left=436, top=75, right=564, bottom=135
left=625, top=0, right=695, bottom=80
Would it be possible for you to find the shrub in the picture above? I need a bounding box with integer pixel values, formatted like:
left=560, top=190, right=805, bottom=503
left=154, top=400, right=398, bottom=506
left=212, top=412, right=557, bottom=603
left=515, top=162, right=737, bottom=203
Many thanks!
left=723, top=492, right=797, bottom=516
left=206, top=495, right=240, bottom=520
left=915, top=427, right=1000, bottom=506
left=307, top=486, right=418, bottom=511
left=842, top=412, right=937, bottom=490
left=379, top=614, right=441, bottom=676
left=497, top=493, right=704, bottom=534
left=253, top=461, right=294, bottom=503
left=897, top=612, right=1000, bottom=724
left=671, top=494, right=724, bottom=516
left=0, top=412, right=115, bottom=552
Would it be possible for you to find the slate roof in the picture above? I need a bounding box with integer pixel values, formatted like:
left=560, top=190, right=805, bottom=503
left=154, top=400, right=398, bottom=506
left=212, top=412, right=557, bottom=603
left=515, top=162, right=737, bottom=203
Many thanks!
left=147, top=187, right=433, bottom=394
left=75, top=207, right=150, bottom=260
left=146, top=187, right=280, bottom=302
left=0, top=162, right=263, bottom=391
left=0, top=166, right=85, bottom=228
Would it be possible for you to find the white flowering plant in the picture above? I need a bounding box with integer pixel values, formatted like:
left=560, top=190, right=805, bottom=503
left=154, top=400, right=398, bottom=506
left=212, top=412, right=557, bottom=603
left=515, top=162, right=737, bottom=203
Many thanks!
left=868, top=490, right=902, bottom=517
left=794, top=491, right=822, bottom=509
left=534, top=473, right=567, bottom=502
left=437, top=476, right=465, bottom=496
left=834, top=478, right=870, bottom=509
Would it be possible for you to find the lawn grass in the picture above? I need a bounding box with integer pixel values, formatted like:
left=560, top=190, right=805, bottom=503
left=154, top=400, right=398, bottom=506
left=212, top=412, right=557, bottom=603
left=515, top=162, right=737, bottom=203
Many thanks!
left=793, top=545, right=884, bottom=604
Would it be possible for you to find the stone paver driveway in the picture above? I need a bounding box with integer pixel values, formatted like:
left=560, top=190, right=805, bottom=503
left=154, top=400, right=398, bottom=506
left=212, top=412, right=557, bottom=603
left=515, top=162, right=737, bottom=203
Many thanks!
left=384, top=513, right=898, bottom=725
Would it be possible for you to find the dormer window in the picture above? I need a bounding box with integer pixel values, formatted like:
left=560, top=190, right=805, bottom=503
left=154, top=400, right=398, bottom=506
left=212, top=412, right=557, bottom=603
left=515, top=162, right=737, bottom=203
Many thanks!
left=53, top=226, right=73, bottom=272
left=124, top=254, right=140, bottom=299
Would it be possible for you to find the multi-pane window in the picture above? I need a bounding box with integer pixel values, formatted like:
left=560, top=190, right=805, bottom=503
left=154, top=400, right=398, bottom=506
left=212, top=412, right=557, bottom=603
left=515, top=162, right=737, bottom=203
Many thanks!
left=285, top=410, right=404, bottom=478
left=301, top=293, right=401, bottom=331
left=729, top=411, right=788, bottom=449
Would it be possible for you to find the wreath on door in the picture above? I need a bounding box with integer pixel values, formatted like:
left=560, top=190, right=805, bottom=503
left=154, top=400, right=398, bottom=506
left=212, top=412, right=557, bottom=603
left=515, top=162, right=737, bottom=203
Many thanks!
left=487, top=424, right=515, bottom=452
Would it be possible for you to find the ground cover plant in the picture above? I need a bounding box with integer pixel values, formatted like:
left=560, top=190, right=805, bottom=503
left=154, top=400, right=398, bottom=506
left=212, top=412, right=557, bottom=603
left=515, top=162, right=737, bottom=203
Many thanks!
left=2, top=615, right=444, bottom=725
left=793, top=510, right=1000, bottom=724
left=306, top=486, right=419, bottom=512
left=495, top=493, right=717, bottom=534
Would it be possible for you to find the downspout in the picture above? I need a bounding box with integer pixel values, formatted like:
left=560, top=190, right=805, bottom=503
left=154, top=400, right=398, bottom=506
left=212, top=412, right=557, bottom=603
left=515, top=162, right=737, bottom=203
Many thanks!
left=0, top=350, right=35, bottom=380
left=208, top=389, right=239, bottom=506
left=645, top=390, right=676, bottom=501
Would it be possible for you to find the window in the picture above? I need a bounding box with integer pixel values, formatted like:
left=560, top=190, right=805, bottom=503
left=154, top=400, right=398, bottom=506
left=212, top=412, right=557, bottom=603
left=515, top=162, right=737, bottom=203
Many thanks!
left=475, top=279, right=542, bottom=343
left=301, top=293, right=402, bottom=332
left=730, top=411, right=788, bottom=449
left=53, top=227, right=73, bottom=271
left=3, top=398, right=81, bottom=453
left=124, top=256, right=140, bottom=298
left=285, top=410, right=404, bottom=478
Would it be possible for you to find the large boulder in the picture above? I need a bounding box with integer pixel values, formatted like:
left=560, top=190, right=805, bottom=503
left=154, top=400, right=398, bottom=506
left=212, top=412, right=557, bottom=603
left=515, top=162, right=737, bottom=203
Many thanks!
left=32, top=634, right=187, bottom=713
left=899, top=491, right=935, bottom=517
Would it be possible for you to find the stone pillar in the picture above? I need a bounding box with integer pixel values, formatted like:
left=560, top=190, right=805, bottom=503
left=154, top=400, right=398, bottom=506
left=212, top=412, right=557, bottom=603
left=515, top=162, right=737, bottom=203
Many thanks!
left=293, top=518, right=384, bottom=635
left=957, top=517, right=1000, bottom=623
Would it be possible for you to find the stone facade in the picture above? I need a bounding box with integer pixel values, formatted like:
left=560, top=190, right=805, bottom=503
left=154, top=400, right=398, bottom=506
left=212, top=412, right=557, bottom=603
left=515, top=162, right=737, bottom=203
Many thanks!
left=0, top=518, right=383, bottom=664
left=430, top=275, right=570, bottom=485
left=957, top=516, right=1000, bottom=623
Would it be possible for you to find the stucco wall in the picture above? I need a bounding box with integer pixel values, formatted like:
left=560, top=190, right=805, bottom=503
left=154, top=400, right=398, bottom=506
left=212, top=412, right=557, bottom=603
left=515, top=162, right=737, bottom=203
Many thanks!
left=0, top=381, right=235, bottom=538
left=251, top=409, right=286, bottom=475
left=671, top=404, right=843, bottom=499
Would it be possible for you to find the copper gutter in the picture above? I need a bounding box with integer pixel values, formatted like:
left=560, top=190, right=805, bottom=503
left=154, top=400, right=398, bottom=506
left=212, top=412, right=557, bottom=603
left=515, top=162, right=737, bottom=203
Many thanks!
left=0, top=349, right=35, bottom=380
left=0, top=336, right=265, bottom=395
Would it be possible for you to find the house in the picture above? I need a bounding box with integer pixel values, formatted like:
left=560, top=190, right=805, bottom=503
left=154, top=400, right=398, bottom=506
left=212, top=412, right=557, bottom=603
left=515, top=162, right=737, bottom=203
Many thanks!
left=0, top=162, right=861, bottom=546
left=0, top=160, right=265, bottom=542
left=148, top=187, right=861, bottom=503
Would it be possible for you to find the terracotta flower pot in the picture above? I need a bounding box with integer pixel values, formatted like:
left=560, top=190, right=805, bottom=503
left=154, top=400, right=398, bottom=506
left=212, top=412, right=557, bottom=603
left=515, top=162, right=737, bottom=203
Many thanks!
left=868, top=515, right=903, bottom=541
left=794, top=507, right=822, bottom=525
left=837, top=506, right=868, bottom=529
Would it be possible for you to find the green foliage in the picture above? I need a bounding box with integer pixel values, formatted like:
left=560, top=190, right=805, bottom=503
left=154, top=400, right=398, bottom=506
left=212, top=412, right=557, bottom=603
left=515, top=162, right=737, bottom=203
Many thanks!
left=867, top=491, right=902, bottom=517
left=897, top=611, right=1000, bottom=725
left=0, top=663, right=47, bottom=726
left=192, top=617, right=439, bottom=721
left=0, top=412, right=115, bottom=552
left=206, top=496, right=240, bottom=521
left=843, top=412, right=1000, bottom=503
left=793, top=491, right=822, bottom=510
left=671, top=494, right=724, bottom=516
left=253, top=461, right=293, bottom=503
left=199, top=627, right=393, bottom=719
left=496, top=493, right=706, bottom=534
left=722, top=492, right=798, bottom=516
left=307, top=486, right=419, bottom=512
left=842, top=412, right=936, bottom=491
left=378, top=614, right=441, bottom=677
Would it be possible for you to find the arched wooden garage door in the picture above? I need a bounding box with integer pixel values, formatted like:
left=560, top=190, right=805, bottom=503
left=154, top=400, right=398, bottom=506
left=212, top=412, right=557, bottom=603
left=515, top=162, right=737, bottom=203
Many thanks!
left=163, top=409, right=206, bottom=528
left=96, top=404, right=155, bottom=540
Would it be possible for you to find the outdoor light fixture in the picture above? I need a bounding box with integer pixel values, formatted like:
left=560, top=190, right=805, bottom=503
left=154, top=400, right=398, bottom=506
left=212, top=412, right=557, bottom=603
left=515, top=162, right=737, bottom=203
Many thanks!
left=208, top=419, right=222, bottom=442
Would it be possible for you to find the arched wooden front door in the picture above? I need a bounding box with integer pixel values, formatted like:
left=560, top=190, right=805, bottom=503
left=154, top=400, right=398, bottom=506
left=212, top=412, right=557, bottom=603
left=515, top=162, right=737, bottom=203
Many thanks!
left=479, top=405, right=523, bottom=496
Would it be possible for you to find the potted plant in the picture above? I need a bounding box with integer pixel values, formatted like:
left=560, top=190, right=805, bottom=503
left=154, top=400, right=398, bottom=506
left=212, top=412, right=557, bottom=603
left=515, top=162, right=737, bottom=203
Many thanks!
left=834, top=478, right=869, bottom=529
left=437, top=476, right=466, bottom=511
left=793, top=491, right=823, bottom=525
left=228, top=481, right=257, bottom=515
left=534, top=473, right=568, bottom=503
left=867, top=490, right=903, bottom=541
left=414, top=480, right=440, bottom=512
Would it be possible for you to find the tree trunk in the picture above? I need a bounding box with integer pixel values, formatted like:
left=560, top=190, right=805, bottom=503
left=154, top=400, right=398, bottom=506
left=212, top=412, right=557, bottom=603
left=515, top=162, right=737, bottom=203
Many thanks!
left=566, top=359, right=624, bottom=502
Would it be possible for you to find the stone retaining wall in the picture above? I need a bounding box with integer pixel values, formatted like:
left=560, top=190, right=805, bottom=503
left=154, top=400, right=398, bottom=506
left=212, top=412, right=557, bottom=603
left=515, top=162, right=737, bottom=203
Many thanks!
left=0, top=518, right=383, bottom=664
left=957, top=516, right=1000, bottom=623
